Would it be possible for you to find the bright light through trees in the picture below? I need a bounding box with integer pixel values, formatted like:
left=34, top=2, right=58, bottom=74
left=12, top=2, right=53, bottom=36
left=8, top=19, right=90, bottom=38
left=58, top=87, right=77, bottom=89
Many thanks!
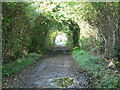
left=55, top=33, right=67, bottom=46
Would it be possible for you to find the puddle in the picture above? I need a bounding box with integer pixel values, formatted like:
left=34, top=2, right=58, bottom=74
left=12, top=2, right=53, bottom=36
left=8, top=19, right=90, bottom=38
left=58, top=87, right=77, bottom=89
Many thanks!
left=50, top=77, right=78, bottom=88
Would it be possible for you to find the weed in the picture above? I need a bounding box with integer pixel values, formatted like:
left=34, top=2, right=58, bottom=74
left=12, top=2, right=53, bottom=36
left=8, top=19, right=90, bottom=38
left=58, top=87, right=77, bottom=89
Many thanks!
left=2, top=53, right=41, bottom=78
left=72, top=50, right=119, bottom=88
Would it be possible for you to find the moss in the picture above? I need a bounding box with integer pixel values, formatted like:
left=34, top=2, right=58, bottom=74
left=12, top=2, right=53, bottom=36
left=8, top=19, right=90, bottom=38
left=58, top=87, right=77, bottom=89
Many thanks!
left=52, top=78, right=75, bottom=88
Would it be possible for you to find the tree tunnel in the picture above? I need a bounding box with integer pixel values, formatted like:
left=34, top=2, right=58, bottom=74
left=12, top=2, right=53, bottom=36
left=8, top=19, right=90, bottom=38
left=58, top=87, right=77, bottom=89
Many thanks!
left=2, top=2, right=120, bottom=62
left=28, top=14, right=80, bottom=53
left=44, top=23, right=74, bottom=49
left=2, top=2, right=120, bottom=89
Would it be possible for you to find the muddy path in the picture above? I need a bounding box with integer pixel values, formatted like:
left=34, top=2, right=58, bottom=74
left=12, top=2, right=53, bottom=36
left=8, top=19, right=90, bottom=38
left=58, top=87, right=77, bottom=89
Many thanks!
left=3, top=47, right=91, bottom=88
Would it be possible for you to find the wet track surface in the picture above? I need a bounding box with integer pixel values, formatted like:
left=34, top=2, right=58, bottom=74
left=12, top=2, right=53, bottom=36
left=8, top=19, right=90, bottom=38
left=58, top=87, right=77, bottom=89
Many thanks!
left=3, top=47, right=91, bottom=88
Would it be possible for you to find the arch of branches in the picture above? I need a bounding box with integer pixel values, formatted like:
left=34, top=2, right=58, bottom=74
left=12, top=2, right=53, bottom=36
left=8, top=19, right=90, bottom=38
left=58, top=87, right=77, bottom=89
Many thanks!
left=2, top=1, right=120, bottom=63
left=31, top=15, right=80, bottom=50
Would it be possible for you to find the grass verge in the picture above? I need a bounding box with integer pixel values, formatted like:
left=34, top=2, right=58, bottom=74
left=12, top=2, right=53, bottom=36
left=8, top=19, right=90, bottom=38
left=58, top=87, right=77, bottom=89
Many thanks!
left=2, top=53, right=42, bottom=79
left=72, top=49, right=120, bottom=88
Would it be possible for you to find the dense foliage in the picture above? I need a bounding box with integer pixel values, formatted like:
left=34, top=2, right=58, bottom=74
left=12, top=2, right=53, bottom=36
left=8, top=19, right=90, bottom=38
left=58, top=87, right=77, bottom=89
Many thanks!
left=80, top=2, right=120, bottom=60
left=73, top=49, right=120, bottom=88
left=2, top=2, right=34, bottom=63
left=2, top=2, right=62, bottom=63
left=31, top=1, right=120, bottom=60
left=3, top=2, right=119, bottom=62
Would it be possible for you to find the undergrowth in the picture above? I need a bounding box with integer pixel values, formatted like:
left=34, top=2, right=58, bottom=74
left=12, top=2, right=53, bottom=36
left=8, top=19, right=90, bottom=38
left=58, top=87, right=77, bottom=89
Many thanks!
left=2, top=53, right=42, bottom=79
left=72, top=49, right=120, bottom=88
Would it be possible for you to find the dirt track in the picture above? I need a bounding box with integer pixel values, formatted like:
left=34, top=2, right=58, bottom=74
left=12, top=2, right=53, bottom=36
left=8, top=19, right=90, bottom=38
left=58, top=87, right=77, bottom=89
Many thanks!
left=3, top=48, right=91, bottom=88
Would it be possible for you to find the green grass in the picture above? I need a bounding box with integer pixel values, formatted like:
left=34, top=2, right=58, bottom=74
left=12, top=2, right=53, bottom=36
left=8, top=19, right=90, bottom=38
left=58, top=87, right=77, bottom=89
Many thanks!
left=72, top=49, right=120, bottom=88
left=2, top=53, right=42, bottom=78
